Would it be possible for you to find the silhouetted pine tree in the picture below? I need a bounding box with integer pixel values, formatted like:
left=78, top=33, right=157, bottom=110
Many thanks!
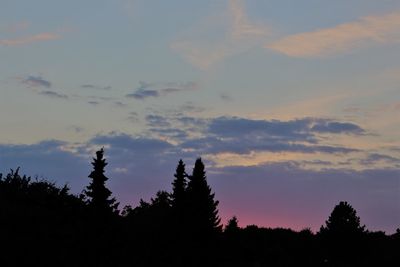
left=186, top=158, right=221, bottom=236
left=151, top=190, right=172, bottom=211
left=318, top=201, right=367, bottom=266
left=225, top=216, right=239, bottom=234
left=319, top=201, right=366, bottom=236
left=171, top=159, right=187, bottom=211
left=84, top=148, right=118, bottom=214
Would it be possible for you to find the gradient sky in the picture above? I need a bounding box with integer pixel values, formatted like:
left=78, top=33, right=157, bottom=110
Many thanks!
left=1, top=0, right=400, bottom=233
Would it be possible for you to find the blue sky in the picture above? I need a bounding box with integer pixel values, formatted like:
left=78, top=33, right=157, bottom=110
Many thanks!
left=1, top=0, right=399, bottom=232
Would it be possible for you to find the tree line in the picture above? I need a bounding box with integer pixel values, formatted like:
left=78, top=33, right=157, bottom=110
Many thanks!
left=0, top=148, right=399, bottom=266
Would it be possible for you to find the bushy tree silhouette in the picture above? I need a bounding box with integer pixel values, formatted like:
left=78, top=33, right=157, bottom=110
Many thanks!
left=0, top=167, right=85, bottom=215
left=0, top=168, right=91, bottom=266
left=318, top=201, right=367, bottom=266
left=225, top=216, right=240, bottom=234
left=186, top=158, right=221, bottom=236
left=122, top=191, right=171, bottom=226
left=319, top=201, right=366, bottom=236
left=84, top=148, right=118, bottom=214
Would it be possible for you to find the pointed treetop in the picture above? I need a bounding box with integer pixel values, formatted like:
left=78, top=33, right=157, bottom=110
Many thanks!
left=84, top=148, right=118, bottom=214
left=172, top=159, right=187, bottom=208
left=187, top=157, right=221, bottom=233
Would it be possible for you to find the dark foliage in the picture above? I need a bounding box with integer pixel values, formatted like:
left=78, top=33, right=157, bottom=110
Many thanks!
left=317, top=201, right=384, bottom=266
left=83, top=148, right=119, bottom=214
left=225, top=216, right=240, bottom=234
left=186, top=158, right=222, bottom=237
left=171, top=159, right=187, bottom=212
left=319, top=201, right=366, bottom=237
left=0, top=168, right=92, bottom=266
left=0, top=157, right=399, bottom=266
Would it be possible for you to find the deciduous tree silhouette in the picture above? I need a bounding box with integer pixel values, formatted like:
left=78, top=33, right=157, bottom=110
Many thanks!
left=186, top=158, right=221, bottom=236
left=0, top=168, right=90, bottom=266
left=84, top=148, right=118, bottom=214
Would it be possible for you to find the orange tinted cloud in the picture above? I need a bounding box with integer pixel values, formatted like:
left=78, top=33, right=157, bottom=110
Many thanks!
left=229, top=0, right=267, bottom=39
left=266, top=12, right=400, bottom=57
left=171, top=0, right=269, bottom=70
left=0, top=32, right=60, bottom=46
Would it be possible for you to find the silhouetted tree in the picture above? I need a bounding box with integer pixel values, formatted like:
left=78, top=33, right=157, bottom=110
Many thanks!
left=186, top=158, right=221, bottom=236
left=319, top=201, right=366, bottom=236
left=171, top=159, right=187, bottom=211
left=225, top=216, right=240, bottom=234
left=122, top=191, right=171, bottom=227
left=151, top=190, right=172, bottom=211
left=0, top=167, right=85, bottom=214
left=84, top=148, right=118, bottom=214
left=2, top=158, right=399, bottom=266
left=0, top=168, right=91, bottom=266
left=318, top=201, right=367, bottom=266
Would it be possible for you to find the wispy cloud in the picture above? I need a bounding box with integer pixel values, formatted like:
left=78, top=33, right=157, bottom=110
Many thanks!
left=266, top=11, right=400, bottom=57
left=171, top=0, right=269, bottom=70
left=207, top=117, right=365, bottom=138
left=220, top=93, right=233, bottom=101
left=87, top=101, right=100, bottom=105
left=21, top=75, right=52, bottom=88
left=311, top=121, right=365, bottom=135
left=127, top=89, right=158, bottom=99
left=145, top=115, right=171, bottom=127
left=141, top=114, right=366, bottom=156
left=360, top=153, right=400, bottom=166
left=229, top=0, right=267, bottom=39
left=0, top=32, right=60, bottom=46
left=178, top=116, right=364, bottom=155
left=38, top=90, right=68, bottom=99
left=127, top=111, right=139, bottom=123
left=126, top=81, right=198, bottom=100
left=81, top=84, right=112, bottom=90
left=1, top=21, right=30, bottom=33
left=19, top=75, right=68, bottom=99
left=114, top=101, right=127, bottom=107
left=67, top=126, right=84, bottom=133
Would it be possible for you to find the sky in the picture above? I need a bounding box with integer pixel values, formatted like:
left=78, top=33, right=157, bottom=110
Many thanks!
left=1, top=0, right=400, bottom=233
